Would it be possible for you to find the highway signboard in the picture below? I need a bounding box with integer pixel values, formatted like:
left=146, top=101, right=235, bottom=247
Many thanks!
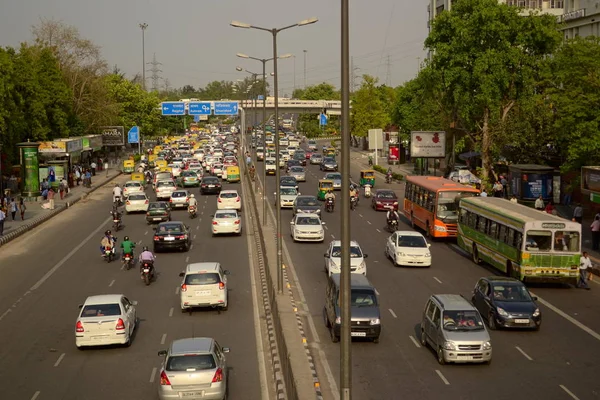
left=161, top=102, right=186, bottom=116
left=127, top=126, right=140, bottom=143
left=188, top=102, right=212, bottom=115
left=214, top=101, right=239, bottom=115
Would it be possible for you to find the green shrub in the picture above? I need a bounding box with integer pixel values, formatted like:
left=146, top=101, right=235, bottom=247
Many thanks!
left=133, top=154, right=142, bottom=162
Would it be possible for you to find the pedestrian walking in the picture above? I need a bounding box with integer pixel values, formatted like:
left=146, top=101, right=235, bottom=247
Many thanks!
left=578, top=252, right=592, bottom=290
left=534, top=195, right=545, bottom=211
left=91, top=161, right=97, bottom=176
left=59, top=180, right=65, bottom=200
left=9, top=198, right=17, bottom=220
left=19, top=198, right=26, bottom=220
left=591, top=216, right=600, bottom=251
left=47, top=187, right=55, bottom=210
left=573, top=203, right=584, bottom=224
left=0, top=207, right=5, bottom=236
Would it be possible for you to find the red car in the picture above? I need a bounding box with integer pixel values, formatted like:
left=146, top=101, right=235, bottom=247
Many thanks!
left=305, top=150, right=313, bottom=159
left=371, top=189, right=399, bottom=211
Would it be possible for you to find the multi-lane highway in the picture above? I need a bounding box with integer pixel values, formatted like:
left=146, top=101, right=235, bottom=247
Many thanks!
left=0, top=178, right=267, bottom=399
left=255, top=141, right=600, bottom=400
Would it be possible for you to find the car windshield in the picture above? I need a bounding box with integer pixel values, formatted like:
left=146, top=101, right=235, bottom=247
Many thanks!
left=397, top=235, right=427, bottom=248
left=491, top=284, right=533, bottom=302
left=149, top=203, right=167, bottom=210
left=213, top=164, right=223, bottom=169
left=182, top=172, right=196, bottom=177
left=129, top=194, right=147, bottom=201
left=553, top=231, right=580, bottom=252
left=220, top=192, right=238, bottom=199
left=280, top=188, right=297, bottom=195
left=125, top=182, right=140, bottom=187
left=437, top=191, right=477, bottom=222
left=156, top=173, right=171, bottom=180
left=297, top=197, right=318, bottom=206
left=324, top=158, right=335, bottom=163
left=166, top=355, right=216, bottom=372
left=216, top=212, right=237, bottom=219
left=290, top=167, right=304, bottom=173
left=203, top=178, right=219, bottom=184
left=158, top=181, right=174, bottom=187
left=296, top=216, right=321, bottom=225
left=331, top=246, right=362, bottom=258
left=281, top=178, right=296, bottom=185
left=525, top=230, right=552, bottom=251
left=337, top=289, right=377, bottom=307
left=185, top=273, right=221, bottom=285
left=172, top=192, right=187, bottom=198
left=81, top=303, right=121, bottom=317
left=443, top=311, right=485, bottom=331
left=377, top=191, right=396, bottom=199
left=326, top=174, right=341, bottom=180
left=157, top=224, right=183, bottom=234
left=266, top=160, right=276, bottom=165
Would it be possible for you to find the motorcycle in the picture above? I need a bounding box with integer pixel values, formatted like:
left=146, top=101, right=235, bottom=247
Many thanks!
left=388, top=219, right=399, bottom=232
left=103, top=242, right=116, bottom=263
left=386, top=174, right=393, bottom=184
left=140, top=261, right=154, bottom=286
left=350, top=196, right=358, bottom=211
left=112, top=214, right=121, bottom=231
left=122, top=252, right=134, bottom=270
left=113, top=195, right=122, bottom=207
left=326, top=198, right=335, bottom=213
left=188, top=205, right=197, bottom=219
left=364, top=184, right=372, bottom=198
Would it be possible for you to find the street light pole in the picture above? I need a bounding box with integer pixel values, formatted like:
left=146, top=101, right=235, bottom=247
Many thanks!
left=293, top=55, right=296, bottom=93
left=340, top=1, right=352, bottom=399
left=261, top=60, right=267, bottom=225
left=303, top=49, right=308, bottom=88
left=231, top=17, right=318, bottom=294
left=139, top=23, right=148, bottom=91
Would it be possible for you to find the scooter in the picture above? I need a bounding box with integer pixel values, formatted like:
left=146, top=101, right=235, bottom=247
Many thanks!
left=364, top=184, right=372, bottom=198
left=350, top=196, right=358, bottom=211
left=326, top=198, right=335, bottom=213
left=188, top=205, right=197, bottom=219
left=140, top=261, right=154, bottom=286
left=122, top=252, right=134, bottom=270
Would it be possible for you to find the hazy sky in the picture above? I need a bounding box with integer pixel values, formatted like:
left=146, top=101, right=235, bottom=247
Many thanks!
left=0, top=0, right=428, bottom=96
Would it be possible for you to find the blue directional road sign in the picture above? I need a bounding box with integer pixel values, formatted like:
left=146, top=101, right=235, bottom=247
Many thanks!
left=188, top=102, right=212, bottom=115
left=257, top=95, right=264, bottom=100
left=128, top=126, right=140, bottom=143
left=214, top=101, right=239, bottom=116
left=319, top=113, right=328, bottom=126
left=161, top=102, right=186, bottom=116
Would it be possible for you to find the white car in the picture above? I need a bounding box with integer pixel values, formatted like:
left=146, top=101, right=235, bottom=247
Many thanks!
left=288, top=166, right=306, bottom=182
left=125, top=193, right=150, bottom=213
left=277, top=187, right=300, bottom=208
left=179, top=262, right=229, bottom=311
left=211, top=163, right=224, bottom=177
left=324, top=240, right=368, bottom=276
left=213, top=149, right=224, bottom=158
left=280, top=150, right=290, bottom=162
left=217, top=190, right=242, bottom=211
left=193, top=150, right=205, bottom=161
left=75, top=294, right=137, bottom=349
left=212, top=210, right=242, bottom=235
left=188, top=164, right=204, bottom=176
left=156, top=180, right=177, bottom=200
left=287, top=146, right=297, bottom=156
left=167, top=164, right=182, bottom=178
left=290, top=213, right=325, bottom=242
left=123, top=181, right=144, bottom=197
left=385, top=231, right=432, bottom=267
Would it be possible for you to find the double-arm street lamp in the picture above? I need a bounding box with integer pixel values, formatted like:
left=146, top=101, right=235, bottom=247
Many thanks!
left=231, top=17, right=318, bottom=294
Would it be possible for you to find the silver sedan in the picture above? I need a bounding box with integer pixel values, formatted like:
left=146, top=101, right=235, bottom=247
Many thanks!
left=288, top=166, right=306, bottom=182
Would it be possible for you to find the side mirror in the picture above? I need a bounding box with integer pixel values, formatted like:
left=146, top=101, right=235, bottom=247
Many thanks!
left=222, top=347, right=231, bottom=353
left=324, top=253, right=330, bottom=258
left=78, top=304, right=83, bottom=309
left=427, top=243, right=431, bottom=248
left=224, top=270, right=231, bottom=275
left=364, top=254, right=369, bottom=258
left=532, top=296, right=538, bottom=301
left=322, top=222, right=326, bottom=225
left=290, top=221, right=295, bottom=225
left=179, top=272, right=185, bottom=277
left=158, top=350, right=167, bottom=356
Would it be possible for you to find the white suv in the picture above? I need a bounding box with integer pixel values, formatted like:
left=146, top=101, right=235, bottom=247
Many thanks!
left=179, top=262, right=230, bottom=311
left=324, top=240, right=368, bottom=276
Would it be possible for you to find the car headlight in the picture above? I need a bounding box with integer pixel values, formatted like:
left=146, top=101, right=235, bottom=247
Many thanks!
left=443, top=341, right=456, bottom=350
left=358, top=261, right=366, bottom=270
left=369, top=318, right=380, bottom=325
left=335, top=316, right=341, bottom=324
left=482, top=341, right=492, bottom=350
left=424, top=253, right=431, bottom=258
left=533, top=308, right=540, bottom=317
left=496, top=307, right=509, bottom=317
left=316, top=209, right=321, bottom=214
left=397, top=252, right=406, bottom=257
left=434, top=225, right=447, bottom=232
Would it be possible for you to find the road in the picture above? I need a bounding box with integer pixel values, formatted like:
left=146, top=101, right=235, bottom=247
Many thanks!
left=0, top=177, right=266, bottom=400
left=254, top=142, right=600, bottom=400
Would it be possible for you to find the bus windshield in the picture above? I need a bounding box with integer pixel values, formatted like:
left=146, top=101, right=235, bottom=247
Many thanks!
left=526, top=230, right=580, bottom=252
left=436, top=191, right=477, bottom=222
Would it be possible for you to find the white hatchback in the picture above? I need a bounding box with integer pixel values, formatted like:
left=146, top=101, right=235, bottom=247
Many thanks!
left=217, top=190, right=242, bottom=211
left=123, top=181, right=144, bottom=197
left=385, top=231, right=432, bottom=267
left=125, top=193, right=150, bottom=213
left=324, top=240, right=368, bottom=276
left=179, top=263, right=229, bottom=311
left=156, top=180, right=177, bottom=200
left=212, top=210, right=242, bottom=235
left=75, top=294, right=137, bottom=348
left=290, top=213, right=325, bottom=242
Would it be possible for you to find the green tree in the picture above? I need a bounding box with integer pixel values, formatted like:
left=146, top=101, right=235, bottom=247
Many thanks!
left=350, top=75, right=390, bottom=137
left=293, top=83, right=340, bottom=100
left=425, top=0, right=561, bottom=180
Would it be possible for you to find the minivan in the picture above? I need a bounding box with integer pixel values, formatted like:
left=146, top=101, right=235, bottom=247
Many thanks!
left=179, top=262, right=230, bottom=312
left=420, top=294, right=492, bottom=365
left=323, top=274, right=381, bottom=343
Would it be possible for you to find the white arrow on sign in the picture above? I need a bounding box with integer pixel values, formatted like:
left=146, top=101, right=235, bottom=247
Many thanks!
left=202, top=105, right=210, bottom=111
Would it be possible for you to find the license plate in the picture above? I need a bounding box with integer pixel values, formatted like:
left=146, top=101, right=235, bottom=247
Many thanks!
left=165, top=237, right=175, bottom=241
left=143, top=269, right=150, bottom=273
left=180, top=392, right=203, bottom=397
left=195, top=290, right=211, bottom=296
left=113, top=220, right=119, bottom=223
left=153, top=218, right=162, bottom=221
left=208, top=185, right=215, bottom=188
left=92, top=335, right=107, bottom=340
left=457, top=355, right=474, bottom=360
left=515, top=319, right=529, bottom=324
left=351, top=332, right=366, bottom=337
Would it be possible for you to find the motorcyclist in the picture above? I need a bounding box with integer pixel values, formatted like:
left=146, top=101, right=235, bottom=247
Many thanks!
left=249, top=164, right=256, bottom=180
left=386, top=206, right=400, bottom=228
left=139, top=246, right=156, bottom=275
left=350, top=185, right=359, bottom=200
left=188, top=193, right=198, bottom=213
left=120, top=236, right=136, bottom=260
left=386, top=167, right=393, bottom=183
left=325, top=191, right=335, bottom=210
left=100, top=230, right=116, bottom=256
left=113, top=184, right=123, bottom=204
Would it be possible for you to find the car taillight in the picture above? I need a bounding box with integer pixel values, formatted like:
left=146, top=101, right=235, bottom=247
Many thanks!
left=115, top=318, right=125, bottom=330
left=181, top=284, right=187, bottom=292
left=218, top=282, right=225, bottom=290
left=234, top=220, right=240, bottom=225
left=169, top=199, right=173, bottom=202
left=176, top=235, right=186, bottom=239
left=160, top=370, right=171, bottom=386
left=236, top=197, right=240, bottom=202
left=146, top=212, right=150, bottom=216
left=76, top=321, right=84, bottom=332
left=202, top=184, right=207, bottom=187
left=218, top=198, right=222, bottom=202
left=212, top=368, right=223, bottom=382
left=212, top=221, right=218, bottom=225
left=154, top=235, right=160, bottom=240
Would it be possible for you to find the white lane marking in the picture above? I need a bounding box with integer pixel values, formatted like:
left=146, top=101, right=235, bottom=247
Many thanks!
left=435, top=370, right=450, bottom=385
left=53, top=353, right=66, bottom=367
left=120, top=264, right=125, bottom=271
left=160, top=333, right=167, bottom=345
left=330, top=234, right=335, bottom=239
left=185, top=256, right=190, bottom=263
left=108, top=279, right=115, bottom=287
left=324, top=225, right=328, bottom=230
left=409, top=335, right=421, bottom=348
left=376, top=229, right=381, bottom=233
left=366, top=220, right=372, bottom=225
left=193, top=235, right=197, bottom=239
left=515, top=346, right=533, bottom=361
left=137, top=240, right=142, bottom=245
left=175, top=286, right=180, bottom=295
left=31, top=392, right=41, bottom=400
left=196, top=225, right=200, bottom=230
left=559, top=385, right=580, bottom=400
left=388, top=309, right=398, bottom=318
left=530, top=291, right=600, bottom=342
left=433, top=277, right=443, bottom=284
left=149, top=367, right=157, bottom=383
left=190, top=244, right=194, bottom=250
left=144, top=230, right=148, bottom=235
left=358, top=214, right=363, bottom=218
left=169, top=307, right=174, bottom=317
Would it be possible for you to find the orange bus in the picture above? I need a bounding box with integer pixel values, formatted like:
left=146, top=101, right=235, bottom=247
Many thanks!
left=403, top=176, right=480, bottom=238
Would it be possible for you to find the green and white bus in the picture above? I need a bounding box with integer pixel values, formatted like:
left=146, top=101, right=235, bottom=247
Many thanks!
left=457, top=197, right=580, bottom=285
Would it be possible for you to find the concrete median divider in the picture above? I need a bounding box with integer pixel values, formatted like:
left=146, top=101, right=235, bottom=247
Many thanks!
left=0, top=172, right=121, bottom=248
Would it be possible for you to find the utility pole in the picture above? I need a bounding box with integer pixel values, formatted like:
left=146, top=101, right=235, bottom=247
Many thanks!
left=350, top=57, right=354, bottom=93
left=303, top=49, right=308, bottom=88
left=385, top=54, right=392, bottom=87
left=163, top=78, right=172, bottom=94
left=139, top=23, right=148, bottom=91
left=147, top=53, right=163, bottom=92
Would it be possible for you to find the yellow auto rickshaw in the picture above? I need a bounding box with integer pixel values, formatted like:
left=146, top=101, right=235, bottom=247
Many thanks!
left=155, top=159, right=168, bottom=170
left=122, top=160, right=135, bottom=173
left=318, top=179, right=334, bottom=200
left=360, top=170, right=375, bottom=187
left=148, top=154, right=157, bottom=167
left=160, top=166, right=172, bottom=174
left=325, top=147, right=336, bottom=157
left=131, top=172, right=146, bottom=187
left=226, top=166, right=240, bottom=183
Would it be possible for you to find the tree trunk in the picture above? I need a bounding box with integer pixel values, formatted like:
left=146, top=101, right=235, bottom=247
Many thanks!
left=481, top=107, right=494, bottom=183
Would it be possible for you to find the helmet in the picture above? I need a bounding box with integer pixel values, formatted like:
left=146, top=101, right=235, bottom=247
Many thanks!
left=143, top=246, right=149, bottom=251
left=124, top=236, right=129, bottom=241
left=115, top=183, right=119, bottom=187
left=105, top=230, right=111, bottom=235
left=190, top=194, right=195, bottom=198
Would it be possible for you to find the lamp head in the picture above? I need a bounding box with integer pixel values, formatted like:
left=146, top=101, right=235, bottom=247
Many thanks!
left=298, top=17, right=318, bottom=26
left=236, top=53, right=249, bottom=59
left=230, top=21, right=251, bottom=29
left=279, top=53, right=293, bottom=59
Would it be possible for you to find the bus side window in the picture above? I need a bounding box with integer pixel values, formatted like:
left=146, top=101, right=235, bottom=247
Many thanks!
left=468, top=212, right=477, bottom=228
left=426, top=192, right=434, bottom=212
left=507, top=229, right=515, bottom=248
left=406, top=183, right=412, bottom=201
left=488, top=221, right=498, bottom=238
left=477, top=216, right=487, bottom=233
left=515, top=232, right=523, bottom=249
left=459, top=208, right=468, bottom=223
left=498, top=225, right=507, bottom=243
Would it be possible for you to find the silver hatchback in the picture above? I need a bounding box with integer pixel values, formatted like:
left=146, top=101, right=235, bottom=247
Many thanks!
left=170, top=190, right=190, bottom=209
left=157, top=337, right=230, bottom=400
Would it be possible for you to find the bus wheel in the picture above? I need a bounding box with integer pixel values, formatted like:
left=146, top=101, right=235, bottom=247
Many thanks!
left=472, top=244, right=481, bottom=264
left=507, top=261, right=513, bottom=278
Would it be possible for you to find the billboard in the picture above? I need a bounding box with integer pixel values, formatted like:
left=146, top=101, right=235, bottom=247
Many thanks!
left=38, top=141, right=67, bottom=153
left=100, top=126, right=125, bottom=146
left=67, top=138, right=83, bottom=153
left=410, top=131, right=446, bottom=158
left=581, top=167, right=600, bottom=194
left=368, top=129, right=383, bottom=150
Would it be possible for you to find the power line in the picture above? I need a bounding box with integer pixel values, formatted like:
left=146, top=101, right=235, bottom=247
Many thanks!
left=385, top=55, right=392, bottom=86
left=147, top=53, right=163, bottom=92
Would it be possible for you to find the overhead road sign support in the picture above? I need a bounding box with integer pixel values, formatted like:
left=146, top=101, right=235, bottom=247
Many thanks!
left=214, top=101, right=239, bottom=115
left=161, top=102, right=186, bottom=116
left=188, top=102, right=212, bottom=115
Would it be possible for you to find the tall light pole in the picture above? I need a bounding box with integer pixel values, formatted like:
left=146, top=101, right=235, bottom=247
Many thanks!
left=231, top=17, right=318, bottom=294
left=293, top=55, right=296, bottom=93
left=303, top=49, right=308, bottom=88
left=139, top=23, right=148, bottom=91
left=340, top=1, right=352, bottom=399
left=236, top=52, right=292, bottom=227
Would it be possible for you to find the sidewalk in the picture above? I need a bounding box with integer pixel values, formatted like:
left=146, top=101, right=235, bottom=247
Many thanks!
left=0, top=170, right=122, bottom=246
left=556, top=205, right=600, bottom=277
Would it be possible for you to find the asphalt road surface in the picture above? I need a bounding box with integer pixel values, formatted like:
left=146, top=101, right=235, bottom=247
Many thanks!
left=0, top=178, right=264, bottom=400
left=254, top=143, right=600, bottom=400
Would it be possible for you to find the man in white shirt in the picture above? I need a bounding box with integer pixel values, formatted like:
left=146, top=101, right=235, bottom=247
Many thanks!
left=90, top=161, right=97, bottom=176
left=534, top=195, right=545, bottom=211
left=578, top=252, right=592, bottom=290
left=112, top=184, right=123, bottom=204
